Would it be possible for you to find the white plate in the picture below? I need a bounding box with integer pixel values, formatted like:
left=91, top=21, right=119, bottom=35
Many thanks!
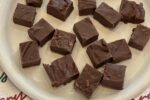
left=0, top=0, right=150, bottom=100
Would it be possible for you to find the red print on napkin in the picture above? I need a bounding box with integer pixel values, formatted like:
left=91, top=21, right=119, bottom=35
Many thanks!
left=138, top=92, right=150, bottom=100
left=0, top=92, right=27, bottom=100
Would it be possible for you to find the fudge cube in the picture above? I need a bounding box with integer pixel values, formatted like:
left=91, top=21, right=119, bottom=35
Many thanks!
left=19, top=41, right=41, bottom=68
left=120, top=0, right=145, bottom=24
left=73, top=18, right=99, bottom=47
left=13, top=3, right=36, bottom=27
left=74, top=64, right=103, bottom=98
left=94, top=2, right=121, bottom=28
left=47, top=0, right=74, bottom=21
left=26, top=0, right=43, bottom=7
left=129, top=25, right=150, bottom=50
left=108, top=39, right=132, bottom=63
left=50, top=29, right=76, bottom=55
left=101, top=63, right=126, bottom=90
left=78, top=0, right=96, bottom=16
left=43, top=55, right=79, bottom=87
left=86, top=39, right=112, bottom=68
left=28, top=18, right=55, bottom=46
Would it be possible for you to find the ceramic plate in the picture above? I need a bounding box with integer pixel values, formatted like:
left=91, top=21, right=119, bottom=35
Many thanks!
left=0, top=0, right=150, bottom=100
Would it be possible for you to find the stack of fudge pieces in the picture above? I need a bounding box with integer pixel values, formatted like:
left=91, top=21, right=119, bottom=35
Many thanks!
left=13, top=0, right=150, bottom=98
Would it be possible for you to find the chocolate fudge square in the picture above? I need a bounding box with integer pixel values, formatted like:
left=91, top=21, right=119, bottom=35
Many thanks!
left=101, top=63, right=126, bottom=90
left=26, top=0, right=43, bottom=7
left=47, top=0, right=74, bottom=21
left=19, top=41, right=41, bottom=68
left=74, top=64, right=103, bottom=98
left=50, top=29, right=76, bottom=55
left=13, top=3, right=36, bottom=27
left=86, top=39, right=112, bottom=68
left=43, top=55, right=79, bottom=87
left=73, top=18, right=99, bottom=47
left=94, top=2, right=121, bottom=28
left=78, top=0, right=96, bottom=16
left=108, top=39, right=132, bottom=63
left=129, top=25, right=150, bottom=50
left=120, top=0, right=145, bottom=24
left=28, top=18, right=55, bottom=46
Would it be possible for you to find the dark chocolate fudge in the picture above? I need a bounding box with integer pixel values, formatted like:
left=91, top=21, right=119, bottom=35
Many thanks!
left=120, top=0, right=145, bottom=24
left=13, top=3, right=36, bottom=27
left=19, top=41, right=41, bottom=68
left=94, top=2, right=121, bottom=28
left=101, top=63, right=126, bottom=90
left=129, top=25, right=150, bottom=50
left=43, top=55, right=79, bottom=87
left=74, top=64, right=103, bottom=98
left=78, top=0, right=96, bottom=16
left=73, top=18, right=99, bottom=47
left=50, top=29, right=76, bottom=55
left=26, top=0, right=43, bottom=7
left=86, top=39, right=112, bottom=68
left=28, top=18, right=55, bottom=46
left=47, top=0, right=74, bottom=21
left=108, top=39, right=132, bottom=63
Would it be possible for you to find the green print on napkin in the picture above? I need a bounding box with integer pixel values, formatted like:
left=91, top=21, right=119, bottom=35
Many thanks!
left=0, top=72, right=7, bottom=83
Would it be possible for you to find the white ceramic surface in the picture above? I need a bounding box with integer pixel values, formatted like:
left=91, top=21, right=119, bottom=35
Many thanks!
left=0, top=0, right=150, bottom=100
